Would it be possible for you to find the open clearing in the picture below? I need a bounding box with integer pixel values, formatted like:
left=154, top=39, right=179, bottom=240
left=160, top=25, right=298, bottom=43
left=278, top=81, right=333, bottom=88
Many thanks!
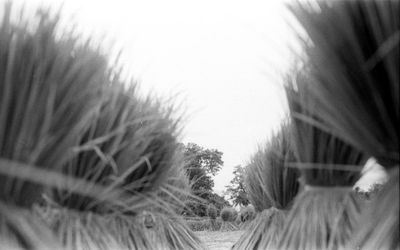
left=196, top=230, right=244, bottom=250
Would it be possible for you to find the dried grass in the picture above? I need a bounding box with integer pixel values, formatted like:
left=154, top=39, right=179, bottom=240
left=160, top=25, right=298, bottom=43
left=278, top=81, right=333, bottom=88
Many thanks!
left=352, top=168, right=399, bottom=250
left=287, top=1, right=399, bottom=249
left=278, top=188, right=361, bottom=250
left=0, top=3, right=201, bottom=249
left=234, top=121, right=300, bottom=249
left=232, top=208, right=286, bottom=250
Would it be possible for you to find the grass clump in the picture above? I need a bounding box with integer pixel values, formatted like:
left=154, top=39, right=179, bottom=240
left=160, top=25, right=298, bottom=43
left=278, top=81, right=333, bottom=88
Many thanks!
left=0, top=3, right=204, bottom=249
left=276, top=73, right=366, bottom=250
left=0, top=3, right=105, bottom=248
left=220, top=207, right=236, bottom=222
left=220, top=207, right=238, bottom=231
left=239, top=205, right=255, bottom=223
left=233, top=121, right=300, bottom=250
left=0, top=2, right=103, bottom=208
left=287, top=0, right=399, bottom=249
left=206, top=204, right=217, bottom=220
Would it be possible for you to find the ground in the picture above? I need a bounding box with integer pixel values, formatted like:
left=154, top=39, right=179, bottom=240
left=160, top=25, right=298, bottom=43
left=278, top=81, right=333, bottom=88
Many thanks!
left=196, top=230, right=244, bottom=250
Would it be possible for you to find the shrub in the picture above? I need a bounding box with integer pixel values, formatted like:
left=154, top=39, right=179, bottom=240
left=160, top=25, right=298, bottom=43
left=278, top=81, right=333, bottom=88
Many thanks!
left=186, top=218, right=222, bottom=231
left=233, top=121, right=300, bottom=250
left=220, top=207, right=236, bottom=222
left=240, top=205, right=255, bottom=222
left=207, top=204, right=217, bottom=220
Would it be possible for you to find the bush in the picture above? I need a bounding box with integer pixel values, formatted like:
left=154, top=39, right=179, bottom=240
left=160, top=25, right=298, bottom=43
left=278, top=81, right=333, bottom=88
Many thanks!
left=220, top=207, right=237, bottom=222
left=185, top=218, right=222, bottom=231
left=240, top=205, right=256, bottom=222
left=207, top=204, right=217, bottom=219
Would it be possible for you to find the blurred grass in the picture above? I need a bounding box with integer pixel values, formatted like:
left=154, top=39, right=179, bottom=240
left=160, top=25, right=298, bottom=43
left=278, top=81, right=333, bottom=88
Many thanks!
left=0, top=2, right=203, bottom=249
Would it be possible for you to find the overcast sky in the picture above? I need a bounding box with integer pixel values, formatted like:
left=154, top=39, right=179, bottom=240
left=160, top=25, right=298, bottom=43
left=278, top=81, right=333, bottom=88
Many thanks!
left=5, top=0, right=383, bottom=193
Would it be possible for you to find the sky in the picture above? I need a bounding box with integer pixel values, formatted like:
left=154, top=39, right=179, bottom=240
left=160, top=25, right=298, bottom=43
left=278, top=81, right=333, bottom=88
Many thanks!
left=4, top=0, right=384, bottom=193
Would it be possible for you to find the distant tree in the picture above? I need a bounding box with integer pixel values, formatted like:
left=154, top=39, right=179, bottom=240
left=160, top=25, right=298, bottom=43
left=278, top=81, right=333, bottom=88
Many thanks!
left=184, top=143, right=223, bottom=177
left=226, top=165, right=250, bottom=206
left=181, top=143, right=226, bottom=216
left=206, top=192, right=230, bottom=213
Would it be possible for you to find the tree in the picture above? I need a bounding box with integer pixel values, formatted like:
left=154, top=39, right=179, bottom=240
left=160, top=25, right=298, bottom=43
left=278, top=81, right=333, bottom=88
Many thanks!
left=183, top=143, right=223, bottom=194
left=181, top=143, right=226, bottom=216
left=184, top=143, right=223, bottom=176
left=226, top=165, right=250, bottom=207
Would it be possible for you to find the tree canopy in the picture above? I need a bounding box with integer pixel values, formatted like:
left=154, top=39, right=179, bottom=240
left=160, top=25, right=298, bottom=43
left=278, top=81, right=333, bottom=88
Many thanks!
left=181, top=142, right=228, bottom=216
left=226, top=165, right=250, bottom=207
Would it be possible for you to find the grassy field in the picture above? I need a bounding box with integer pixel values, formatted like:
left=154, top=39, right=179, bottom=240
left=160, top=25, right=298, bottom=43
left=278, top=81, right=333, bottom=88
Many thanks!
left=196, top=231, right=244, bottom=250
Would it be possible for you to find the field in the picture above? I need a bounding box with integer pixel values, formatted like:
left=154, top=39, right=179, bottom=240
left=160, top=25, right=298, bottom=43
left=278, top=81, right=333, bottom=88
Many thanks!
left=196, top=231, right=244, bottom=250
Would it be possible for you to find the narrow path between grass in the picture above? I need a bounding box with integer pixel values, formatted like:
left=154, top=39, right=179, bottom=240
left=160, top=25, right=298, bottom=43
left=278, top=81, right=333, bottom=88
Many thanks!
left=196, top=231, right=244, bottom=250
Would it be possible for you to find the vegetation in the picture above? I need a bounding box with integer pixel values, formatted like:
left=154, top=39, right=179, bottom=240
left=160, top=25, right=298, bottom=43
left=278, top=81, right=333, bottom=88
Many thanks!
left=226, top=165, right=250, bottom=207
left=0, top=3, right=204, bottom=249
left=182, top=143, right=229, bottom=217
left=277, top=67, right=365, bottom=250
left=285, top=1, right=399, bottom=249
left=220, top=207, right=236, bottom=222
left=237, top=205, right=256, bottom=230
left=186, top=218, right=222, bottom=232
left=233, top=121, right=300, bottom=249
left=206, top=204, right=217, bottom=220
left=0, top=0, right=398, bottom=249
left=219, top=207, right=238, bottom=232
left=239, top=205, right=255, bottom=223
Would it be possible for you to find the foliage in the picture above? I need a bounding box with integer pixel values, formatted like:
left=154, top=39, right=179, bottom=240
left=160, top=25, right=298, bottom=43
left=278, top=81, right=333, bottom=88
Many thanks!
left=183, top=190, right=229, bottom=217
left=182, top=143, right=226, bottom=217
left=239, top=205, right=255, bottom=223
left=220, top=207, right=236, bottom=222
left=184, top=143, right=223, bottom=176
left=206, top=204, right=217, bottom=220
left=207, top=192, right=230, bottom=213
left=245, top=121, right=300, bottom=212
left=234, top=121, right=300, bottom=249
left=226, top=165, right=250, bottom=207
left=185, top=218, right=222, bottom=232
left=157, top=158, right=191, bottom=214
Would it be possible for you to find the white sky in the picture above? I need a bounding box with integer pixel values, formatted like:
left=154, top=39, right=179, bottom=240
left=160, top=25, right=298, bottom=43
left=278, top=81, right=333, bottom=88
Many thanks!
left=5, top=0, right=383, bottom=194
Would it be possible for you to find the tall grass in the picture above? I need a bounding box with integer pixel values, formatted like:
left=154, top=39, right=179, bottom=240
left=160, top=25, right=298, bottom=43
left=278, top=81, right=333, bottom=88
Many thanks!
left=232, top=121, right=300, bottom=249
left=0, top=3, right=204, bottom=249
left=0, top=2, right=103, bottom=208
left=244, top=122, right=299, bottom=212
left=288, top=0, right=399, bottom=167
left=277, top=73, right=366, bottom=250
left=51, top=82, right=180, bottom=214
left=0, top=3, right=106, bottom=248
left=287, top=1, right=399, bottom=249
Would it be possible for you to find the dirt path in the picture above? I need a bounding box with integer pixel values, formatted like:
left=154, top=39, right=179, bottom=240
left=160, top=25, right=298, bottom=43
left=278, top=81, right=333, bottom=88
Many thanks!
left=196, top=231, right=244, bottom=250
